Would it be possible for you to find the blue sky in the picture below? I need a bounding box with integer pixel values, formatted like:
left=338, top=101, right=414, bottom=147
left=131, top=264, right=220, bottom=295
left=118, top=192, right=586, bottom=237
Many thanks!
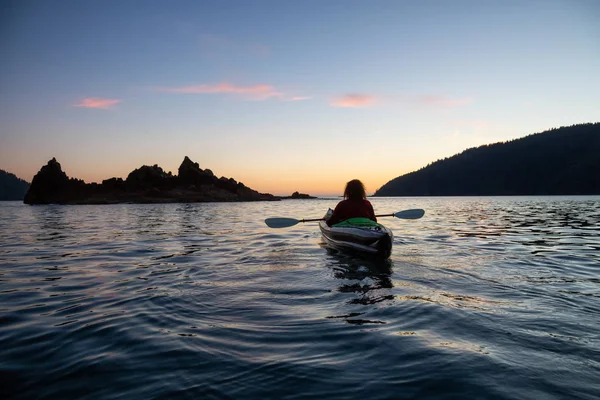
left=1, top=0, right=599, bottom=195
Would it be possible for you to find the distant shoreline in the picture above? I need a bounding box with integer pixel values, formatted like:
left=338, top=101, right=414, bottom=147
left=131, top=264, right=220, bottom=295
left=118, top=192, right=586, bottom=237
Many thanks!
left=375, top=123, right=600, bottom=197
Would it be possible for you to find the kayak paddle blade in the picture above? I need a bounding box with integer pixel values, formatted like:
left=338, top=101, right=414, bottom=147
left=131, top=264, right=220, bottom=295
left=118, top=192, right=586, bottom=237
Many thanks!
left=394, top=209, right=425, bottom=220
left=265, top=217, right=300, bottom=228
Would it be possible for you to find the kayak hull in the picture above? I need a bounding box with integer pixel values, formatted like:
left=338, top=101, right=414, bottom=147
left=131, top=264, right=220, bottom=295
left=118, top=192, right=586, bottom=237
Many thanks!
left=319, top=209, right=393, bottom=259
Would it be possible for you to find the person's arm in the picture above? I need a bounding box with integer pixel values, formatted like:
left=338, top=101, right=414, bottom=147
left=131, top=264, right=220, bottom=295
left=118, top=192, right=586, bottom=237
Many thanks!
left=326, top=202, right=344, bottom=226
left=367, top=201, right=377, bottom=222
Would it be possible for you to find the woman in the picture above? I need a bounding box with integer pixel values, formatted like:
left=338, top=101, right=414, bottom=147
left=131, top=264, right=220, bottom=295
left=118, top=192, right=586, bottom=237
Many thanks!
left=326, top=179, right=376, bottom=226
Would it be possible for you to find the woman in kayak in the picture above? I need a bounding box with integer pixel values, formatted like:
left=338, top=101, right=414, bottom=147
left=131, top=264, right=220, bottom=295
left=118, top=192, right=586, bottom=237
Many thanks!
left=326, top=179, right=377, bottom=226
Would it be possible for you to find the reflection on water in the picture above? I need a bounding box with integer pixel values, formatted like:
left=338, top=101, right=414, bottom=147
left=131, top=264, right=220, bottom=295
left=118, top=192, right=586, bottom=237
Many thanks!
left=0, top=197, right=599, bottom=400
left=325, top=250, right=394, bottom=321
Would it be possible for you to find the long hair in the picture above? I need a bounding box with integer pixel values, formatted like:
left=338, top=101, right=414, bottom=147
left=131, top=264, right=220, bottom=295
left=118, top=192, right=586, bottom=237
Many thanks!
left=343, top=179, right=367, bottom=200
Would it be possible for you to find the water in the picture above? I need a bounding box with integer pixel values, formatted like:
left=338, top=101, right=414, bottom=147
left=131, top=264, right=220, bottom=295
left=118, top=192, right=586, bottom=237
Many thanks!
left=1, top=197, right=599, bottom=400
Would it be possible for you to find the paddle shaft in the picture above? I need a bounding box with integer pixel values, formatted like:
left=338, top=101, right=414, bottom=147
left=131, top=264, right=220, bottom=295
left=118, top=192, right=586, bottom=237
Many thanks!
left=298, top=218, right=325, bottom=223
left=300, top=213, right=400, bottom=222
left=265, top=208, right=424, bottom=228
left=302, top=212, right=413, bottom=222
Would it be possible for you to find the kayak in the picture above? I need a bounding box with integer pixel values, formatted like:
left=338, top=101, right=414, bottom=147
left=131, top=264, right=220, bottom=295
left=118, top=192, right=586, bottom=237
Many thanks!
left=319, top=209, right=393, bottom=259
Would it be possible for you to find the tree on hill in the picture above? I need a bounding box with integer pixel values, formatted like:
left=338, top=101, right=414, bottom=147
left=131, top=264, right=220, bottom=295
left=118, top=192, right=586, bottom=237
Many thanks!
left=374, top=123, right=600, bottom=196
left=0, top=169, right=30, bottom=200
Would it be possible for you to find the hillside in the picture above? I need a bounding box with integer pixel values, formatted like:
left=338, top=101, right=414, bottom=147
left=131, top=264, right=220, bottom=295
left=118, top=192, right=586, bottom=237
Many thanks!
left=375, top=123, right=600, bottom=196
left=0, top=169, right=30, bottom=200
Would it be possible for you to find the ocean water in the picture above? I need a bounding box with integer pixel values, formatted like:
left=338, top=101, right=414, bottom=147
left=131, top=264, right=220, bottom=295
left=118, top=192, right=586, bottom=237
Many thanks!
left=1, top=197, right=599, bottom=400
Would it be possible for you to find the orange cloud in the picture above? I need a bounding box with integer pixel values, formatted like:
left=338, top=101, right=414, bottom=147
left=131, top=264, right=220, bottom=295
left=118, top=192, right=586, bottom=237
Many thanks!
left=74, top=98, right=121, bottom=109
left=330, top=94, right=376, bottom=108
left=160, top=82, right=282, bottom=100
left=417, top=95, right=472, bottom=107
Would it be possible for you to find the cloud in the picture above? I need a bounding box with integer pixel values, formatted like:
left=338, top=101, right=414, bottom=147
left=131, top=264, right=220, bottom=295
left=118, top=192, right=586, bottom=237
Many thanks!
left=330, top=94, right=376, bottom=108
left=74, top=98, right=121, bottom=109
left=451, top=120, right=490, bottom=128
left=416, top=95, right=472, bottom=107
left=159, top=82, right=290, bottom=101
left=287, top=96, right=312, bottom=101
left=329, top=93, right=470, bottom=109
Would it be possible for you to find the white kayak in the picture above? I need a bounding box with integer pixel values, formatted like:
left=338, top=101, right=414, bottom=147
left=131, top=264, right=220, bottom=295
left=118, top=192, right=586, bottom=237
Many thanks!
left=318, top=209, right=393, bottom=259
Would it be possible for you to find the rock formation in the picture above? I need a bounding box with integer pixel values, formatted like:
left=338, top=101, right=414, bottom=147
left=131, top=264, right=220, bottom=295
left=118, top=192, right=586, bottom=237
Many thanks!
left=285, top=191, right=317, bottom=199
left=24, top=157, right=282, bottom=204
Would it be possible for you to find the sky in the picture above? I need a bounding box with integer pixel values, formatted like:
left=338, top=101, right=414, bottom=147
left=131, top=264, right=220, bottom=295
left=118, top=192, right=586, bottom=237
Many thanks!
left=1, top=0, right=599, bottom=196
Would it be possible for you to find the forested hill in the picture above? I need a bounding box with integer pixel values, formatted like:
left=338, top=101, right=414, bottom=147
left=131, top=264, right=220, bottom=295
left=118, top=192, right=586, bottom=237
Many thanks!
left=374, top=123, right=600, bottom=196
left=0, top=169, right=30, bottom=200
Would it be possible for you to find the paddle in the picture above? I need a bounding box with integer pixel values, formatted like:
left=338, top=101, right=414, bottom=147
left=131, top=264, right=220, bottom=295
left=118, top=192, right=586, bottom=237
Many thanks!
left=265, top=208, right=425, bottom=228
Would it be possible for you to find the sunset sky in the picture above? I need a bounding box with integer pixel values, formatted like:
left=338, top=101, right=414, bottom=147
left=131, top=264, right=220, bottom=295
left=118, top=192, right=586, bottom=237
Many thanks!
left=1, top=0, right=599, bottom=195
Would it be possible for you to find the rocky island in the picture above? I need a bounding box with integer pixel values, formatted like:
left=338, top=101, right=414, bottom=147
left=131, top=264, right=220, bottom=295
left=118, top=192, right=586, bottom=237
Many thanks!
left=23, top=156, right=305, bottom=205
left=284, top=191, right=317, bottom=199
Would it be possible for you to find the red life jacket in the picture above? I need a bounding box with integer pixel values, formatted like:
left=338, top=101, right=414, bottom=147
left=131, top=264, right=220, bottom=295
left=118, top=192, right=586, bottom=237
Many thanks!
left=326, top=199, right=376, bottom=226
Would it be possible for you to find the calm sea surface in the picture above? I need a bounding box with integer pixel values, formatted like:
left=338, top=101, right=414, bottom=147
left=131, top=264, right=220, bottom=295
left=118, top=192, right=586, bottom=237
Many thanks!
left=1, top=197, right=599, bottom=400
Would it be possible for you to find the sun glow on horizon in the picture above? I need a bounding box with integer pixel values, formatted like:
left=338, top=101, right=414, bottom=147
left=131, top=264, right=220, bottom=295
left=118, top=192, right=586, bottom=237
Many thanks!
left=17, top=154, right=407, bottom=198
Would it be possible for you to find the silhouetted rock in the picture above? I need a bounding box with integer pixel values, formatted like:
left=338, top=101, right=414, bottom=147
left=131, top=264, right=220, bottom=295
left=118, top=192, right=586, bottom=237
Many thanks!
left=24, top=156, right=279, bottom=204
left=375, top=123, right=600, bottom=196
left=0, top=169, right=30, bottom=201
left=24, top=158, right=70, bottom=204
left=101, top=177, right=124, bottom=190
left=178, top=156, right=215, bottom=186
left=285, top=191, right=317, bottom=199
left=126, top=164, right=175, bottom=189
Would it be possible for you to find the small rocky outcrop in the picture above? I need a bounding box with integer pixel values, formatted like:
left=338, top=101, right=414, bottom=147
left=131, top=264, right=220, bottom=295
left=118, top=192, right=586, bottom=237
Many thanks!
left=285, top=191, right=317, bottom=199
left=24, top=156, right=279, bottom=204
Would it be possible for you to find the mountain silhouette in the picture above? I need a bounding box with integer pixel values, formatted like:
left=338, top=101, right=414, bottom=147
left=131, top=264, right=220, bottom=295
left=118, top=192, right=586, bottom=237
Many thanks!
left=375, top=123, right=600, bottom=196
left=0, top=169, right=30, bottom=200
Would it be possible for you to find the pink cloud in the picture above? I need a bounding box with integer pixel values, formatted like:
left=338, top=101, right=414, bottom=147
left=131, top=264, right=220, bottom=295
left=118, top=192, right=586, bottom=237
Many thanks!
left=74, top=98, right=121, bottom=109
left=330, top=94, right=376, bottom=108
left=417, top=95, right=472, bottom=107
left=160, top=82, right=282, bottom=100
left=288, top=96, right=312, bottom=101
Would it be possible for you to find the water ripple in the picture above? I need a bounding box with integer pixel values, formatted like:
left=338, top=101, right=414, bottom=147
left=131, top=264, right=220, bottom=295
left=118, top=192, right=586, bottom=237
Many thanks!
left=1, top=197, right=599, bottom=399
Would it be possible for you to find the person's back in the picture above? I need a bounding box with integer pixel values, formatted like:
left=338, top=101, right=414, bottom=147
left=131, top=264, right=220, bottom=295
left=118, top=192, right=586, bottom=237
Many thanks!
left=326, top=179, right=376, bottom=226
